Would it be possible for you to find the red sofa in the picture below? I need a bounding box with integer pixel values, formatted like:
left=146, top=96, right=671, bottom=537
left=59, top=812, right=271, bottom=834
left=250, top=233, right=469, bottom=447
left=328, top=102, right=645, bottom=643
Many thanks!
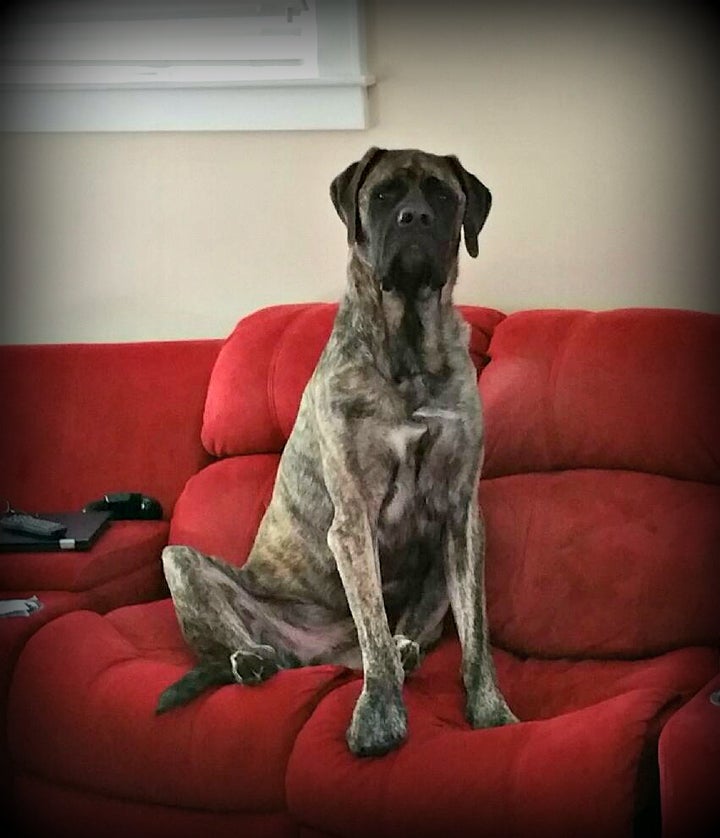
left=0, top=338, right=221, bottom=806
left=1, top=303, right=718, bottom=838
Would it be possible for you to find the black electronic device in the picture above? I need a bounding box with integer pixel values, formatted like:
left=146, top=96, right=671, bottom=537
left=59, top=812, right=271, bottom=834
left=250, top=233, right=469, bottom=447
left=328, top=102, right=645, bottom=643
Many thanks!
left=1, top=513, right=67, bottom=539
left=83, top=492, right=163, bottom=520
left=0, top=510, right=112, bottom=552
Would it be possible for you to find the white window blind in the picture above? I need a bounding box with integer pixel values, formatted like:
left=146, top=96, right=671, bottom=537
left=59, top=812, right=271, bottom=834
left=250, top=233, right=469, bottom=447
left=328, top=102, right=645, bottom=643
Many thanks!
left=0, top=0, right=372, bottom=131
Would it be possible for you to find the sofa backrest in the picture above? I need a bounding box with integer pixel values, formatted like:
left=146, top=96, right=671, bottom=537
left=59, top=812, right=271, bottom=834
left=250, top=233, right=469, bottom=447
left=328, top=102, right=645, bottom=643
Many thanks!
left=201, top=302, right=505, bottom=457
left=0, top=339, right=221, bottom=516
left=186, top=303, right=720, bottom=661
left=482, top=309, right=720, bottom=484
left=480, top=308, right=720, bottom=659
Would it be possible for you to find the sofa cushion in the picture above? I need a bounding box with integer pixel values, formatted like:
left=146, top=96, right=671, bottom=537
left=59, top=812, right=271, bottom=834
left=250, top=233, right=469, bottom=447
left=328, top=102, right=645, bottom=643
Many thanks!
left=7, top=600, right=353, bottom=815
left=475, top=308, right=720, bottom=659
left=481, top=309, right=720, bottom=483
left=202, top=303, right=505, bottom=458
left=203, top=304, right=333, bottom=458
left=659, top=672, right=720, bottom=837
left=11, top=776, right=298, bottom=838
left=0, top=521, right=168, bottom=598
left=286, top=638, right=718, bottom=838
left=169, top=454, right=280, bottom=565
left=481, top=471, right=720, bottom=658
left=1, top=590, right=99, bottom=812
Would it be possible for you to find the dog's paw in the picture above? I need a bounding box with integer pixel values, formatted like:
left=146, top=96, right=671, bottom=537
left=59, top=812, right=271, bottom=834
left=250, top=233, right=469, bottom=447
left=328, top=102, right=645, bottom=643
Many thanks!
left=393, top=634, right=422, bottom=674
left=347, top=685, right=408, bottom=757
left=466, top=693, right=519, bottom=729
left=229, top=646, right=279, bottom=685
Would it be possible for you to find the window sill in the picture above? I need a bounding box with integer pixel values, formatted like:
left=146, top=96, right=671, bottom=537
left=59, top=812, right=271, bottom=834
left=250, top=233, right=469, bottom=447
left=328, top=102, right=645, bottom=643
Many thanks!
left=1, top=74, right=375, bottom=132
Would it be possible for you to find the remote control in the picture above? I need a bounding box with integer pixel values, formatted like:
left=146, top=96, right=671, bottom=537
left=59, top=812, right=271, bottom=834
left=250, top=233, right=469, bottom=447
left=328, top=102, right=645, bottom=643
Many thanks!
left=1, top=513, right=67, bottom=538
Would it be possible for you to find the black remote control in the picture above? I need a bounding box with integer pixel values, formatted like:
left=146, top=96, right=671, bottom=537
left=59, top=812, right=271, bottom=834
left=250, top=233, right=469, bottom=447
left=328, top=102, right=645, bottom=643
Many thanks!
left=1, top=513, right=67, bottom=538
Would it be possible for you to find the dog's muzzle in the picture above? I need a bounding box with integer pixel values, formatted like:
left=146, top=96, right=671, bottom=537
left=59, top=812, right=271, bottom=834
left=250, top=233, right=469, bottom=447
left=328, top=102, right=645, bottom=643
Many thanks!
left=381, top=240, right=440, bottom=294
left=379, top=194, right=448, bottom=295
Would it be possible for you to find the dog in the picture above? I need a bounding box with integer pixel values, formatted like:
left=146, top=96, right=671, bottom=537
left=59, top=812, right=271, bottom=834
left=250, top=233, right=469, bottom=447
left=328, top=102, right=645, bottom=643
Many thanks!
left=157, top=147, right=517, bottom=756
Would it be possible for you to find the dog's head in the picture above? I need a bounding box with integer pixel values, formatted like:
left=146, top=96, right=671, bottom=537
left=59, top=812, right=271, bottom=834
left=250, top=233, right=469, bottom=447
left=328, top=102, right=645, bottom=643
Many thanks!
left=330, top=148, right=491, bottom=297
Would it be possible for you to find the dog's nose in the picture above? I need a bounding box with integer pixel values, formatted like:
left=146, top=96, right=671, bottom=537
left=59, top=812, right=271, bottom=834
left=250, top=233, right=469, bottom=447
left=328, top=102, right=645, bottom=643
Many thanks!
left=396, top=198, right=434, bottom=229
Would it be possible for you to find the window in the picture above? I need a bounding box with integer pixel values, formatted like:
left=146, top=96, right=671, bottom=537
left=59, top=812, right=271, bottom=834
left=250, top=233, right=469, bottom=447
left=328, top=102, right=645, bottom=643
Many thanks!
left=0, top=0, right=372, bottom=131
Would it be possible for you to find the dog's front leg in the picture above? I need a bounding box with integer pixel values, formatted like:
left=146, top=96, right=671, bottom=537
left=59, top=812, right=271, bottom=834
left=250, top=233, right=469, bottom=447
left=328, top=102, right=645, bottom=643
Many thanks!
left=444, top=491, right=518, bottom=728
left=322, top=448, right=407, bottom=757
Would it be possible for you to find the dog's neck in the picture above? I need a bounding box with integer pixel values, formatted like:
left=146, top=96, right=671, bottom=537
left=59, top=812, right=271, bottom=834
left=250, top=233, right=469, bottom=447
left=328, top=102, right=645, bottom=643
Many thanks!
left=343, top=250, right=459, bottom=387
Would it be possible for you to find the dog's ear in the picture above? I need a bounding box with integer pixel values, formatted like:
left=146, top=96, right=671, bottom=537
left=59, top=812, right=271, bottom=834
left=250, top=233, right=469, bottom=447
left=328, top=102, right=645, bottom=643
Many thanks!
left=444, top=155, right=492, bottom=258
left=330, top=147, right=386, bottom=246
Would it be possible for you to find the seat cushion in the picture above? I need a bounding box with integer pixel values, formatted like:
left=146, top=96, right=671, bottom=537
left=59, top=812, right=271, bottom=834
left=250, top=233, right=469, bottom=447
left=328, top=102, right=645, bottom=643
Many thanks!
left=7, top=599, right=353, bottom=815
left=1, top=591, right=87, bottom=736
left=286, top=639, right=718, bottom=838
left=11, top=775, right=299, bottom=838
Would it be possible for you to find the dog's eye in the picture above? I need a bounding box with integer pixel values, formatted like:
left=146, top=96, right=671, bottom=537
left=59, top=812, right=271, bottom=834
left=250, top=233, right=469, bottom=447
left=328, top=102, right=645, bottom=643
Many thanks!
left=372, top=179, right=404, bottom=204
left=423, top=176, right=454, bottom=204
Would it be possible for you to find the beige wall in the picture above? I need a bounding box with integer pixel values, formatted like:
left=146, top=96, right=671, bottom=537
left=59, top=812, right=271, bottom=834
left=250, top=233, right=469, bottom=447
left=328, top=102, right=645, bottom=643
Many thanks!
left=1, top=1, right=717, bottom=344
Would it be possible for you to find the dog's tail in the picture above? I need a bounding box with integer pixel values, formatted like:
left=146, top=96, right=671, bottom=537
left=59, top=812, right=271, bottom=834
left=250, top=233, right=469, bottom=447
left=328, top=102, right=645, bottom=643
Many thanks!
left=155, top=658, right=235, bottom=715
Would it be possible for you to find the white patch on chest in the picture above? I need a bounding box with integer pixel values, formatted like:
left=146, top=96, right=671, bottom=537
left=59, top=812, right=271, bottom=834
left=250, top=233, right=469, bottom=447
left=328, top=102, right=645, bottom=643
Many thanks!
left=412, top=407, right=461, bottom=421
left=382, top=420, right=427, bottom=526
left=380, top=407, right=462, bottom=529
left=386, top=422, right=427, bottom=460
left=382, top=475, right=415, bottom=524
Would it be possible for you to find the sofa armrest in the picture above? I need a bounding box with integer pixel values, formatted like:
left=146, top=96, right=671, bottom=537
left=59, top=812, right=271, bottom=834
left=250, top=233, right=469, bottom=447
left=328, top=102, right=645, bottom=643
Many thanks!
left=0, top=339, right=222, bottom=517
left=659, top=668, right=720, bottom=837
left=0, top=520, right=170, bottom=609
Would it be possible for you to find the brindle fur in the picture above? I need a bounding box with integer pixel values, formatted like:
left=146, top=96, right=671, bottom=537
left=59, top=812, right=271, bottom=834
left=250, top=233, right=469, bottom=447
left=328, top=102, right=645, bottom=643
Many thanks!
left=158, top=148, right=517, bottom=756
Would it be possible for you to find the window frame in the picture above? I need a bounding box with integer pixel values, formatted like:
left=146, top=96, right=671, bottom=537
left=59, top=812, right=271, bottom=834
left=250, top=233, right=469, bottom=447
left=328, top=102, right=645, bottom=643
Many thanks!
left=0, top=0, right=373, bottom=132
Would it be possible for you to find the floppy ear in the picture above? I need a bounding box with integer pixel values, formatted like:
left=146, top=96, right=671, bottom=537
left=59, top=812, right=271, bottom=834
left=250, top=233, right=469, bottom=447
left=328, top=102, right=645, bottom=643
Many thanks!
left=445, top=155, right=492, bottom=258
left=330, top=147, right=386, bottom=246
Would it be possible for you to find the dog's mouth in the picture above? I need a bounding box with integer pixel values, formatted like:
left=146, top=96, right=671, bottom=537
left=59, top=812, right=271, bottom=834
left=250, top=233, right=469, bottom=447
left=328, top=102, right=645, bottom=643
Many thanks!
left=380, top=240, right=446, bottom=296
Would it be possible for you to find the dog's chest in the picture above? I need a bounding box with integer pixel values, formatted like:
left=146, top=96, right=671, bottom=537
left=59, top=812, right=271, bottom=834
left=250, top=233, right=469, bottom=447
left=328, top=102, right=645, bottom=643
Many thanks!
left=378, top=403, right=464, bottom=546
left=375, top=404, right=465, bottom=613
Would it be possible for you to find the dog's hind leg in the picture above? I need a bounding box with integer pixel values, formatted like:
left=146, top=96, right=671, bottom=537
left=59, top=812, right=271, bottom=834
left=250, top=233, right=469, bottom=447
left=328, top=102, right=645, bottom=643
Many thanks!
left=157, top=545, right=298, bottom=714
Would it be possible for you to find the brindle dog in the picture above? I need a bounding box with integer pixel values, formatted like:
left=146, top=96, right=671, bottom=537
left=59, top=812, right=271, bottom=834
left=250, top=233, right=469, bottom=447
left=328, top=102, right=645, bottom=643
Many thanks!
left=157, top=148, right=518, bottom=756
